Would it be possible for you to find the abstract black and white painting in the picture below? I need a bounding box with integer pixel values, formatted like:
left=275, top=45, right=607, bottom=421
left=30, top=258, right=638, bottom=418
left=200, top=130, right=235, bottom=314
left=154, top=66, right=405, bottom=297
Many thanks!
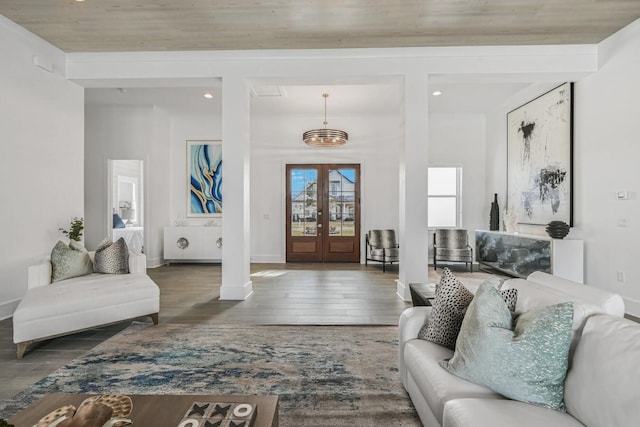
left=507, top=83, right=573, bottom=226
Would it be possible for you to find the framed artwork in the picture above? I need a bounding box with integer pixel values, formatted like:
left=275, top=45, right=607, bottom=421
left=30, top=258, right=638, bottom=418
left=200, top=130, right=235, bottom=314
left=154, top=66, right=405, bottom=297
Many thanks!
left=187, top=140, right=222, bottom=217
left=507, top=82, right=573, bottom=226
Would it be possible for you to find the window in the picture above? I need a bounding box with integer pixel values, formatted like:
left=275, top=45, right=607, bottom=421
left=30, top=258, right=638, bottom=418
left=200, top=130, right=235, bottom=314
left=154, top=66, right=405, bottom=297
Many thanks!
left=428, top=167, right=461, bottom=228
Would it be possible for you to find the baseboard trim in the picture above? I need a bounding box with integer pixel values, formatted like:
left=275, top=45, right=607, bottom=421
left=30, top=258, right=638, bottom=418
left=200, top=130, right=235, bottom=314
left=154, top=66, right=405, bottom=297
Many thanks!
left=220, top=280, right=253, bottom=300
left=0, top=298, right=20, bottom=321
left=396, top=279, right=411, bottom=302
left=250, top=255, right=285, bottom=263
left=624, top=297, right=640, bottom=318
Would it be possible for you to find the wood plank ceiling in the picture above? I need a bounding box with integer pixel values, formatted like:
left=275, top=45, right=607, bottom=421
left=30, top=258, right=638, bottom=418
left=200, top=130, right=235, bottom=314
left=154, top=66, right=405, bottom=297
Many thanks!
left=1, top=0, right=639, bottom=52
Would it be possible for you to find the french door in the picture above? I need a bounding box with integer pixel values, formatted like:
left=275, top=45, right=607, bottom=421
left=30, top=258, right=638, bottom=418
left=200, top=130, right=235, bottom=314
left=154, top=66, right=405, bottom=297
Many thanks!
left=286, top=164, right=361, bottom=262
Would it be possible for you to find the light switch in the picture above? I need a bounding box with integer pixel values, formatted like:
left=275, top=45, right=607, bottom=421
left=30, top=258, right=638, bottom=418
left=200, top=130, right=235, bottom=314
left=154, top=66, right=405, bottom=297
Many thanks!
left=617, top=191, right=630, bottom=200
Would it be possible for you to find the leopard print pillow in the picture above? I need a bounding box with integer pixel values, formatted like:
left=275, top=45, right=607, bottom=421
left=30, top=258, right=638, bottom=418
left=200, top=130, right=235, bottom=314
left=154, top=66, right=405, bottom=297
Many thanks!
left=418, top=268, right=473, bottom=349
left=94, top=237, right=129, bottom=274
left=418, top=268, right=518, bottom=349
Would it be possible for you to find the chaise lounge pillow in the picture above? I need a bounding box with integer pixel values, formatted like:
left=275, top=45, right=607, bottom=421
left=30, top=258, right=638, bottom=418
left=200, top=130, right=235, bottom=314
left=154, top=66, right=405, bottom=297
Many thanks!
left=441, top=283, right=574, bottom=411
left=418, top=268, right=517, bottom=349
left=50, top=240, right=94, bottom=282
left=94, top=237, right=129, bottom=274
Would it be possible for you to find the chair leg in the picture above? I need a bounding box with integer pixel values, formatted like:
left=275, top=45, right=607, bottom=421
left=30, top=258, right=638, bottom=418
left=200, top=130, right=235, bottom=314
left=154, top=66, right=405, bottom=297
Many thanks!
left=383, top=260, right=386, bottom=273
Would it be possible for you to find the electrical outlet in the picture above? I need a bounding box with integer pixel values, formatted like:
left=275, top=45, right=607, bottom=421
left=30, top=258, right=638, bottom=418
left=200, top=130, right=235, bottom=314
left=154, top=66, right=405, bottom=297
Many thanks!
left=616, top=271, right=625, bottom=282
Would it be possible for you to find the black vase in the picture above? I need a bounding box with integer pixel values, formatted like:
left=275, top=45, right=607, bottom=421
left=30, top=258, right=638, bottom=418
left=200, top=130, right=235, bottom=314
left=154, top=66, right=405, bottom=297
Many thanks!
left=489, top=193, right=500, bottom=231
left=545, top=221, right=570, bottom=239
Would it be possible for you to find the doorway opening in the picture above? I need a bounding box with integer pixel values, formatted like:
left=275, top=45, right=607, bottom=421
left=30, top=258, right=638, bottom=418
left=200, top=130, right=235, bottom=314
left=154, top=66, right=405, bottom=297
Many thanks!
left=286, top=164, right=360, bottom=262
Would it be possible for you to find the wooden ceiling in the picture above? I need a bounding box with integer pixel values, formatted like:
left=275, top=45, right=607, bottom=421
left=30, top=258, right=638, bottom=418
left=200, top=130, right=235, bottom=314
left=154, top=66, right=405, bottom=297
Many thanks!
left=1, top=0, right=639, bottom=53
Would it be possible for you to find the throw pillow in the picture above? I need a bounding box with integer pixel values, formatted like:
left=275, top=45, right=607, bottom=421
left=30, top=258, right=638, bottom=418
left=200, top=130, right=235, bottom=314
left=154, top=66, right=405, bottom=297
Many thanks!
left=113, top=213, right=126, bottom=229
left=417, top=268, right=518, bottom=349
left=94, top=237, right=129, bottom=274
left=418, top=268, right=474, bottom=349
left=441, top=283, right=574, bottom=411
left=51, top=240, right=93, bottom=282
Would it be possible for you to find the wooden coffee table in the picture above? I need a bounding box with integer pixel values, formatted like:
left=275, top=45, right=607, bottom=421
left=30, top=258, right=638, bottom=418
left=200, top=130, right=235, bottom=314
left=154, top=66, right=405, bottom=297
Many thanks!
left=9, top=394, right=279, bottom=427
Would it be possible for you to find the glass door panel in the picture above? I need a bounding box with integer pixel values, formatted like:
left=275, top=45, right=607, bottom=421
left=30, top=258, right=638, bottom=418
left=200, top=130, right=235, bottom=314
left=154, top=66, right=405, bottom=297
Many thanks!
left=290, top=169, right=318, bottom=237
left=328, top=168, right=356, bottom=237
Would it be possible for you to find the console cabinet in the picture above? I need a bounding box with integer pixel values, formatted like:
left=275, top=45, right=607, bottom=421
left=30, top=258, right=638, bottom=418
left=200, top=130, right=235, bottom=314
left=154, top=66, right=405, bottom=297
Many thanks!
left=475, top=230, right=583, bottom=283
left=164, top=226, right=222, bottom=263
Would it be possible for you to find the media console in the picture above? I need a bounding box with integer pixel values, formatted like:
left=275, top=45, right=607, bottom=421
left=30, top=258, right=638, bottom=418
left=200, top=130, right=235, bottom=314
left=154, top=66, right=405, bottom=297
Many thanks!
left=475, top=230, right=583, bottom=283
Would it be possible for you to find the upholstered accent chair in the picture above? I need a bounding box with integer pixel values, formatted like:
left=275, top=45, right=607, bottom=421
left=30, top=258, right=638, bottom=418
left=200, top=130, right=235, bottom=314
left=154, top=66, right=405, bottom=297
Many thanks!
left=433, top=228, right=473, bottom=272
left=365, top=229, right=399, bottom=272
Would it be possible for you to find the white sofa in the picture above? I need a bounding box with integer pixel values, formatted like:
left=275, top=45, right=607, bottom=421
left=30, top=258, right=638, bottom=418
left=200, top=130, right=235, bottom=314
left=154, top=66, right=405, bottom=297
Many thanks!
left=13, top=250, right=160, bottom=359
left=399, top=271, right=639, bottom=427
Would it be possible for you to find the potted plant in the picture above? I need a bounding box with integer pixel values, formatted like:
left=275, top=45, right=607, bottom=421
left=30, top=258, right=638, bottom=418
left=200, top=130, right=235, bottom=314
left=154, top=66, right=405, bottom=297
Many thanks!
left=59, top=217, right=84, bottom=242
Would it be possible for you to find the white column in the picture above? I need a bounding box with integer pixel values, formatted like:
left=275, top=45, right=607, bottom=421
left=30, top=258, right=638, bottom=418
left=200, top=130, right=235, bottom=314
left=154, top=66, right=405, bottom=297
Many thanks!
left=397, top=72, right=429, bottom=301
left=220, top=76, right=253, bottom=300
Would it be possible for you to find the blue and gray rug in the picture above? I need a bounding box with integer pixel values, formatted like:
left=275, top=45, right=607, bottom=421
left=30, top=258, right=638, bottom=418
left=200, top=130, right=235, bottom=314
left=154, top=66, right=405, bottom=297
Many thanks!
left=1, top=323, right=420, bottom=426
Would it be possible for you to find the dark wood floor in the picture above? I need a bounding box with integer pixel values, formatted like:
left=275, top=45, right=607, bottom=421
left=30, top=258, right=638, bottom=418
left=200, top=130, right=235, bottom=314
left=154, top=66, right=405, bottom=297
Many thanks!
left=0, top=262, right=494, bottom=402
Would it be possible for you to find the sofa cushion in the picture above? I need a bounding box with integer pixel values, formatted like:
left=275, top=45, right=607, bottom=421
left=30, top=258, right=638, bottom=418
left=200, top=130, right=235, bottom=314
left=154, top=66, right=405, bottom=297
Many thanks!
left=527, top=271, right=625, bottom=316
left=564, top=314, right=640, bottom=427
left=94, top=237, right=129, bottom=274
left=442, top=283, right=574, bottom=411
left=50, top=240, right=93, bottom=283
left=404, top=338, right=503, bottom=424
left=443, top=398, right=584, bottom=427
left=506, top=277, right=623, bottom=359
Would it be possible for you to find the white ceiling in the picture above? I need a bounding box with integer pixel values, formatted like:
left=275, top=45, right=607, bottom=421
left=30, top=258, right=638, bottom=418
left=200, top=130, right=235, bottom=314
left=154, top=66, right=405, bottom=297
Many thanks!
left=85, top=79, right=531, bottom=117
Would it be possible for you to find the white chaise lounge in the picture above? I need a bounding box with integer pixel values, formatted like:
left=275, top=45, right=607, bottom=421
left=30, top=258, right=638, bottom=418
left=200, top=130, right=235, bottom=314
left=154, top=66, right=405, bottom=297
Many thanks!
left=13, top=251, right=160, bottom=359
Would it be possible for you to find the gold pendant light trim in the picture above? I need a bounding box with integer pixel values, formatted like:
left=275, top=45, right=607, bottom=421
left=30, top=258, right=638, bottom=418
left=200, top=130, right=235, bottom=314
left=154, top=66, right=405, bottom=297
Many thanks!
left=303, top=93, right=348, bottom=147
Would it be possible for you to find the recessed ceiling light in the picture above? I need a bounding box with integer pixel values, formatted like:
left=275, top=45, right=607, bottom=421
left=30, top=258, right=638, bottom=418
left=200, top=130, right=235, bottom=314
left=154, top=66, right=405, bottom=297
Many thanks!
left=432, top=90, right=443, bottom=96
left=203, top=92, right=214, bottom=99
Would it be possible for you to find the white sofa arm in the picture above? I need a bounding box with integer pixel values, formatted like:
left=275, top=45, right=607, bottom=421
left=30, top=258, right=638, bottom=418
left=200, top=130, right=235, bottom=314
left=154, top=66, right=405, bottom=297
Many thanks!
left=399, top=306, right=432, bottom=346
left=398, top=306, right=431, bottom=387
left=27, top=262, right=53, bottom=289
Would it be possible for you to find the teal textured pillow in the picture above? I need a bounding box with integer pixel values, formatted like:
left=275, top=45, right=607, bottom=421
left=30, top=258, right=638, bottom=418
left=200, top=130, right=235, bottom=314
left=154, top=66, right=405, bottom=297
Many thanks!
left=50, top=240, right=93, bottom=282
left=441, top=283, right=574, bottom=411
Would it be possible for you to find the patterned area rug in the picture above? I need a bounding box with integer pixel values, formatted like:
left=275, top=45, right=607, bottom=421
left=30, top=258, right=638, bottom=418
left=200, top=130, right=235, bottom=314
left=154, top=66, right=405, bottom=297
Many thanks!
left=1, top=323, right=420, bottom=426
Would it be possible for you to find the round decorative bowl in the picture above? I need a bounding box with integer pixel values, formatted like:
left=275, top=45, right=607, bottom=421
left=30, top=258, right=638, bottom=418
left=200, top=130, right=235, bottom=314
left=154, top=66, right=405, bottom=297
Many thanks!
left=545, top=221, right=570, bottom=239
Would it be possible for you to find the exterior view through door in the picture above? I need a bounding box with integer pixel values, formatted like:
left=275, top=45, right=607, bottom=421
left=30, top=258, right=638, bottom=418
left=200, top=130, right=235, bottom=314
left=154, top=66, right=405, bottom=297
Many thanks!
left=286, top=164, right=360, bottom=262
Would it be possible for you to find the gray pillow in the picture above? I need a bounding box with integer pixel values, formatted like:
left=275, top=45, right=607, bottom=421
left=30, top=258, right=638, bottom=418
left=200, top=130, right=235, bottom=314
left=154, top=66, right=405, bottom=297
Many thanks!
left=418, top=268, right=518, bottom=349
left=94, top=237, right=129, bottom=274
left=441, top=282, right=574, bottom=411
left=51, top=240, right=93, bottom=282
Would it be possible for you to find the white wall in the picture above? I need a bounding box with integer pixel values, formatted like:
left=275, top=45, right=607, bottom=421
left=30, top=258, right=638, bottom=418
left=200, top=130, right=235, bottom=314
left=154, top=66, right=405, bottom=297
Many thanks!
left=249, top=110, right=402, bottom=263
left=429, top=114, right=487, bottom=255
left=573, top=19, right=640, bottom=314
left=85, top=105, right=171, bottom=267
left=168, top=112, right=222, bottom=227
left=0, top=17, right=84, bottom=319
left=484, top=19, right=640, bottom=316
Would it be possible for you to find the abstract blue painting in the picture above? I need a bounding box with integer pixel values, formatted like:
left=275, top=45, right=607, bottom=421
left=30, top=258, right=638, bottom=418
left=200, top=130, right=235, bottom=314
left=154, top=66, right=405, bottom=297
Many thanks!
left=507, top=83, right=572, bottom=226
left=187, top=141, right=222, bottom=217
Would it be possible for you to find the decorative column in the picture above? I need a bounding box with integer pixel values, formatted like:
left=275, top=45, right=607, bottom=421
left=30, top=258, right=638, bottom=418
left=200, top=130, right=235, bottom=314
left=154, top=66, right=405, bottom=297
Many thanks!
left=220, top=75, right=253, bottom=300
left=397, top=72, right=429, bottom=301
